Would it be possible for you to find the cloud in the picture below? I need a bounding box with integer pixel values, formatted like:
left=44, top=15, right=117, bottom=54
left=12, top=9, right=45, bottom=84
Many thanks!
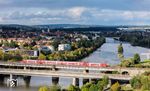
left=0, top=7, right=90, bottom=24
left=67, top=7, right=86, bottom=20
left=0, top=0, right=150, bottom=25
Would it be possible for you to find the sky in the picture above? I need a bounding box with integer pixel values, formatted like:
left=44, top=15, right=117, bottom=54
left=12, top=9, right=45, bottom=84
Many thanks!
left=0, top=0, right=150, bottom=25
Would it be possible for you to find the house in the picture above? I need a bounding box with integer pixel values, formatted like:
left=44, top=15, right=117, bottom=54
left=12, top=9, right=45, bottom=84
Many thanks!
left=47, top=45, right=55, bottom=52
left=39, top=45, right=55, bottom=54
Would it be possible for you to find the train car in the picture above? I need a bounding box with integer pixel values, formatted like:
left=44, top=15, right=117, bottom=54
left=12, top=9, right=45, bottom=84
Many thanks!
left=20, top=60, right=109, bottom=68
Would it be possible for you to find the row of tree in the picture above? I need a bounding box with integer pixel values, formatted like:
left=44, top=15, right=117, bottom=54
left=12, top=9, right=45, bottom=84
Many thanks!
left=0, top=40, right=19, bottom=48
left=38, top=76, right=109, bottom=91
left=119, top=33, right=150, bottom=48
left=38, top=37, right=105, bottom=61
left=0, top=50, right=23, bottom=62
left=120, top=53, right=141, bottom=67
left=38, top=71, right=150, bottom=91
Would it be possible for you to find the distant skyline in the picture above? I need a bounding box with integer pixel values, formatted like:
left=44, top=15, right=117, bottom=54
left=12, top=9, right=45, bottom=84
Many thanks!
left=0, top=0, right=150, bottom=25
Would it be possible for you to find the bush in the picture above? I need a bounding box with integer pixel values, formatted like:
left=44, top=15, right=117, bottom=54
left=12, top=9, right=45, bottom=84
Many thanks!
left=118, top=43, right=124, bottom=54
left=39, top=86, right=49, bottom=91
left=130, top=75, right=142, bottom=89
left=120, top=58, right=134, bottom=67
left=68, top=84, right=80, bottom=91
left=49, top=84, right=61, bottom=91
left=110, top=82, right=121, bottom=91
left=38, top=53, right=47, bottom=60
left=133, top=53, right=141, bottom=64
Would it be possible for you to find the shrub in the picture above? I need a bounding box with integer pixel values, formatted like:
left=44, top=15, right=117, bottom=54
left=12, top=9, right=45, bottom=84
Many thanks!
left=110, top=82, right=121, bottom=91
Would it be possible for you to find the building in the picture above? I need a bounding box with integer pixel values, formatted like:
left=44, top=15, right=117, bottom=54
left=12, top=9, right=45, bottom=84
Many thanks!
left=58, top=44, right=71, bottom=51
left=39, top=45, right=55, bottom=53
left=47, top=46, right=55, bottom=52
left=22, top=50, right=39, bottom=57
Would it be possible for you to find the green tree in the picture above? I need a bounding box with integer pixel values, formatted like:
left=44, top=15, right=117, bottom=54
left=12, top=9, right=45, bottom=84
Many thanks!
left=38, top=53, right=46, bottom=60
left=110, top=82, right=121, bottom=91
left=133, top=53, right=141, bottom=64
left=81, top=82, right=92, bottom=91
left=0, top=50, right=4, bottom=60
left=102, top=76, right=109, bottom=87
left=130, top=76, right=142, bottom=89
left=68, top=84, right=80, bottom=91
left=120, top=58, right=134, bottom=67
left=89, top=84, right=98, bottom=91
left=118, top=43, right=124, bottom=54
left=49, top=84, right=61, bottom=91
left=39, top=86, right=49, bottom=91
left=81, top=87, right=89, bottom=91
left=140, top=76, right=150, bottom=90
left=118, top=43, right=124, bottom=60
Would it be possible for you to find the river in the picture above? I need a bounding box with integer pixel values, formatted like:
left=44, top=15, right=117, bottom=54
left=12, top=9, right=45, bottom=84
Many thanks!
left=0, top=38, right=149, bottom=91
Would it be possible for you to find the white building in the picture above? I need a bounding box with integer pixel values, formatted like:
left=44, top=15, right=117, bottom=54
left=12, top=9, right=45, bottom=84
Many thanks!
left=81, top=35, right=89, bottom=40
left=58, top=44, right=71, bottom=51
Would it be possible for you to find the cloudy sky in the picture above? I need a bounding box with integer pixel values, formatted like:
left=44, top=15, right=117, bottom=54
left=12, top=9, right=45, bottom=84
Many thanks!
left=0, top=0, right=150, bottom=25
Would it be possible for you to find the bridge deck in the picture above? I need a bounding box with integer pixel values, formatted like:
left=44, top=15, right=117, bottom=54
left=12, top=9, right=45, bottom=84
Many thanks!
left=0, top=62, right=149, bottom=81
left=0, top=68, right=131, bottom=80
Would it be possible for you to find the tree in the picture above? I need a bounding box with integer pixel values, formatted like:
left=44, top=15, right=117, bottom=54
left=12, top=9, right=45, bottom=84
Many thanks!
left=10, top=54, right=23, bottom=62
left=133, top=53, right=141, bottom=64
left=110, top=82, right=121, bottom=91
left=118, top=43, right=124, bottom=54
left=89, top=84, right=98, bottom=91
left=141, top=76, right=150, bottom=90
left=96, top=76, right=109, bottom=91
left=0, top=50, right=4, bottom=60
left=118, top=43, right=124, bottom=60
left=38, top=53, right=46, bottom=60
left=49, top=84, right=61, bottom=91
left=39, top=86, right=49, bottom=91
left=130, top=76, right=142, bottom=89
left=68, top=84, right=80, bottom=91
left=130, top=72, right=150, bottom=90
left=120, top=58, right=134, bottom=67
left=81, top=82, right=92, bottom=91
left=102, top=76, right=109, bottom=87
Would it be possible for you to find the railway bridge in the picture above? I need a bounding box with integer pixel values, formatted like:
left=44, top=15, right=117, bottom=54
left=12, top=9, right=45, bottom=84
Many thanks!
left=0, top=62, right=149, bottom=87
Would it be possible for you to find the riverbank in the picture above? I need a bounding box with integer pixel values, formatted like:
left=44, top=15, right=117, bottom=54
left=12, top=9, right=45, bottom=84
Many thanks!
left=1, top=38, right=150, bottom=91
left=45, top=37, right=106, bottom=61
left=119, top=33, right=150, bottom=48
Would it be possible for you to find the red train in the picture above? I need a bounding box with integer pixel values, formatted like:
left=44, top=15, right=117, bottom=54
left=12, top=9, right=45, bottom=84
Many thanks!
left=21, top=60, right=109, bottom=68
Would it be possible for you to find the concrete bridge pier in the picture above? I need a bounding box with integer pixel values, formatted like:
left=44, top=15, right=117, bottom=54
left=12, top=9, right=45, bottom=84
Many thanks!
left=109, top=79, right=130, bottom=86
left=90, top=78, right=99, bottom=84
left=83, top=69, right=90, bottom=84
left=83, top=78, right=89, bottom=85
left=0, top=75, right=5, bottom=85
left=7, top=74, right=18, bottom=87
left=52, top=77, right=59, bottom=85
left=72, top=78, right=79, bottom=86
left=23, top=76, right=31, bottom=87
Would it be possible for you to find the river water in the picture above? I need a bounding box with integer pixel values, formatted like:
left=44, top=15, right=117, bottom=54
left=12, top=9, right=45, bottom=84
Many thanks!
left=0, top=38, right=149, bottom=91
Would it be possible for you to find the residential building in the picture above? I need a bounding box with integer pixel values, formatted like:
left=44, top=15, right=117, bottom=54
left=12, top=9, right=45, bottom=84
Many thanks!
left=58, top=44, right=71, bottom=51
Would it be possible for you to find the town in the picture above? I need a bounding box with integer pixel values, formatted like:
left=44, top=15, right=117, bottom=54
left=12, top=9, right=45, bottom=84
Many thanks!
left=0, top=25, right=149, bottom=91
left=0, top=0, right=150, bottom=91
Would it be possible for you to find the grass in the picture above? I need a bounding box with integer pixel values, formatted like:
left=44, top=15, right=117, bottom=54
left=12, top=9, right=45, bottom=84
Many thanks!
left=121, top=84, right=133, bottom=91
left=140, top=59, right=150, bottom=63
